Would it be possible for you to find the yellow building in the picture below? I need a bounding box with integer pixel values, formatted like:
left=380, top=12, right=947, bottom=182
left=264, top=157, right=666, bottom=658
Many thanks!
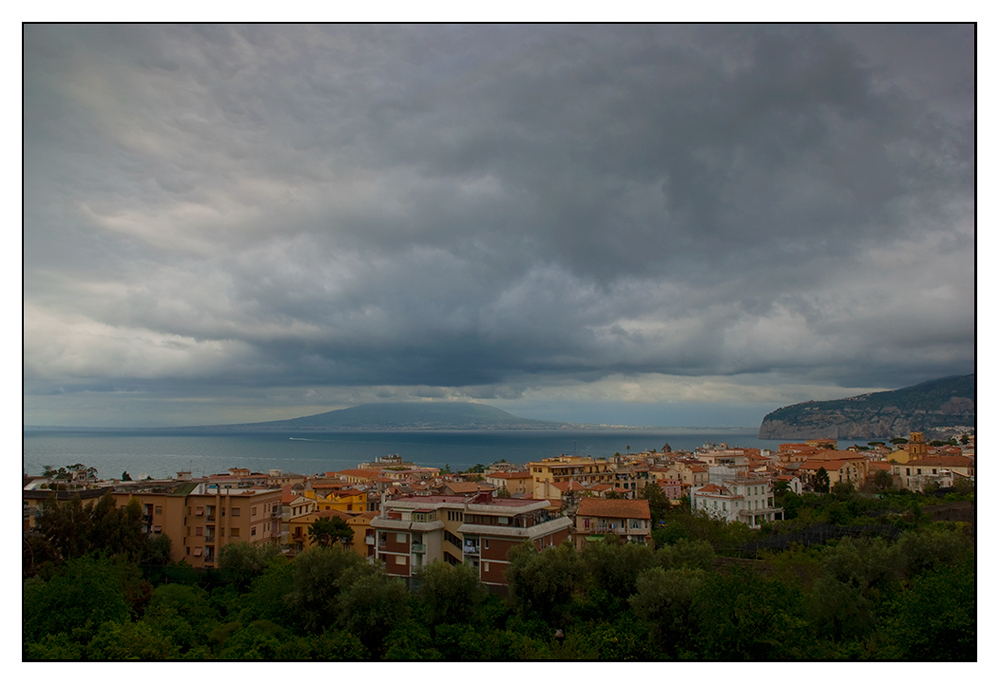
left=287, top=508, right=377, bottom=557
left=526, top=456, right=614, bottom=500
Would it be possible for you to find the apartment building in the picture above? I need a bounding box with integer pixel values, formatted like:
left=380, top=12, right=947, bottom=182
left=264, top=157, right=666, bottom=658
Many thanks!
left=483, top=470, right=533, bottom=496
left=690, top=476, right=782, bottom=527
left=526, top=455, right=614, bottom=500
left=371, top=492, right=572, bottom=586
left=111, top=479, right=282, bottom=568
left=573, top=497, right=651, bottom=548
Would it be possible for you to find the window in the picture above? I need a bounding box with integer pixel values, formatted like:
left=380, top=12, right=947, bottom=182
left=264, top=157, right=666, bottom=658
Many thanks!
left=155, top=506, right=163, bottom=515
left=251, top=527, right=257, bottom=537
left=232, top=508, right=240, bottom=516
left=251, top=506, right=258, bottom=517
left=483, top=561, right=490, bottom=572
left=195, top=506, right=204, bottom=515
left=484, top=539, right=490, bottom=549
left=395, top=555, right=406, bottom=566
left=196, top=526, right=203, bottom=536
left=231, top=528, right=240, bottom=537
left=396, top=533, right=407, bottom=544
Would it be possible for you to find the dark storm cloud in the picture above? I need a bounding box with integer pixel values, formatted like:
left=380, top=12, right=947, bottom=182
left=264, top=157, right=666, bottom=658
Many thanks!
left=23, top=24, right=974, bottom=425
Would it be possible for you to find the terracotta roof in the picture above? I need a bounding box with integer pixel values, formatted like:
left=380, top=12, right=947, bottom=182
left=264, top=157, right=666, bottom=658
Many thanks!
left=316, top=509, right=354, bottom=521
left=799, top=459, right=851, bottom=471
left=337, top=469, right=382, bottom=479
left=907, top=455, right=973, bottom=468
left=577, top=498, right=651, bottom=519
left=445, top=481, right=494, bottom=493
left=805, top=450, right=867, bottom=462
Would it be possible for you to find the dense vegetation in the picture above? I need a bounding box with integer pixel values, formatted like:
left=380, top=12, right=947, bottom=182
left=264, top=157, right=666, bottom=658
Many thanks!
left=759, top=373, right=975, bottom=438
left=23, top=488, right=974, bottom=660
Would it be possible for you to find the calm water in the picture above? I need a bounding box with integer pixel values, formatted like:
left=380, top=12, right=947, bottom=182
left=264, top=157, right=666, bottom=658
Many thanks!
left=23, top=429, right=794, bottom=480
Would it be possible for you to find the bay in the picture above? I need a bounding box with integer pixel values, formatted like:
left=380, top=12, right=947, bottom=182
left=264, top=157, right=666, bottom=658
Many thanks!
left=23, top=429, right=799, bottom=480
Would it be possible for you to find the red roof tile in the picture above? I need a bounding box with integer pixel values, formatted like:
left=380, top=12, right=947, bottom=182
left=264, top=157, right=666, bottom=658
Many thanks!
left=577, top=498, right=650, bottom=519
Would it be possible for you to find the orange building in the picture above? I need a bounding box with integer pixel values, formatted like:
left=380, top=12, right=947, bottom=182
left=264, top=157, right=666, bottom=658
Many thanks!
left=111, top=479, right=282, bottom=568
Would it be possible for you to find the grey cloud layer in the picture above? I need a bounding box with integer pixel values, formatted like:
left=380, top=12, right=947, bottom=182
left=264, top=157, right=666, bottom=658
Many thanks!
left=24, top=24, right=974, bottom=421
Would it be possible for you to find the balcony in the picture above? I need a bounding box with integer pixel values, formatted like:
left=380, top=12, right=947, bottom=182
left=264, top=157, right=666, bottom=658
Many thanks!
left=365, top=535, right=375, bottom=545
left=411, top=542, right=425, bottom=554
left=462, top=545, right=480, bottom=556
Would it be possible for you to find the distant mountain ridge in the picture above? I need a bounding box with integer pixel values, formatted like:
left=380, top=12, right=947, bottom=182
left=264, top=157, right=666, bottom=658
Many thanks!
left=166, top=402, right=576, bottom=432
left=758, top=374, right=975, bottom=440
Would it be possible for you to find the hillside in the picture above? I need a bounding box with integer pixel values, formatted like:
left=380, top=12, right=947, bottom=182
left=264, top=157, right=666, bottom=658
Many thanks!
left=173, top=402, right=574, bottom=432
left=758, top=374, right=975, bottom=440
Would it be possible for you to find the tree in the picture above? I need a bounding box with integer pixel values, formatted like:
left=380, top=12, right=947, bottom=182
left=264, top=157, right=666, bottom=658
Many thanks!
left=887, top=558, right=975, bottom=660
left=657, top=538, right=715, bottom=571
left=639, top=481, right=671, bottom=526
left=960, top=433, right=970, bottom=445
left=890, top=437, right=909, bottom=445
left=218, top=541, right=282, bottom=591
left=86, top=620, right=179, bottom=659
left=23, top=555, right=133, bottom=645
left=337, top=566, right=410, bottom=657
left=416, top=559, right=486, bottom=626
left=831, top=480, right=855, bottom=499
left=309, top=516, right=354, bottom=548
left=142, top=583, right=216, bottom=653
left=693, top=568, right=810, bottom=660
left=630, top=566, right=705, bottom=655
left=287, top=545, right=367, bottom=633
left=810, top=468, right=830, bottom=494
left=585, top=538, right=656, bottom=598
left=495, top=486, right=511, bottom=498
left=873, top=469, right=893, bottom=491
left=33, top=494, right=92, bottom=560
left=506, top=541, right=585, bottom=624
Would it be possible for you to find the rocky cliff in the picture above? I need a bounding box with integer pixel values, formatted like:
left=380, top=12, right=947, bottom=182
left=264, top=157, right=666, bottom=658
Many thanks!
left=758, top=375, right=975, bottom=440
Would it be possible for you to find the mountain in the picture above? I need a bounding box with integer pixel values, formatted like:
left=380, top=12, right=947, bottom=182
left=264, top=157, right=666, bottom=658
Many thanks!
left=758, top=375, right=975, bottom=440
left=169, top=402, right=575, bottom=432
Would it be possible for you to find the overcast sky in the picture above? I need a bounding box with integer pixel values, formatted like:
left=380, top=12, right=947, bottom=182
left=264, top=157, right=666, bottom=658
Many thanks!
left=23, top=24, right=974, bottom=428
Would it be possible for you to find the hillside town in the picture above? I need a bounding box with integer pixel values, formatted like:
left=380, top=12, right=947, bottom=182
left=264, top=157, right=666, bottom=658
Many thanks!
left=23, top=431, right=974, bottom=588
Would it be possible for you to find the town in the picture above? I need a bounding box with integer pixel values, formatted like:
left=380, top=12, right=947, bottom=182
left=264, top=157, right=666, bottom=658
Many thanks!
left=23, top=431, right=975, bottom=659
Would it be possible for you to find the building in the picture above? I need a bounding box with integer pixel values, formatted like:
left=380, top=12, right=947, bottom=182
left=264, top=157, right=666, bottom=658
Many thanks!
left=797, top=456, right=869, bottom=488
left=371, top=492, right=572, bottom=586
left=287, top=508, right=377, bottom=557
left=892, top=454, right=975, bottom=491
left=573, top=497, right=651, bottom=548
left=690, top=476, right=782, bottom=527
left=483, top=470, right=533, bottom=496
left=611, top=464, right=653, bottom=498
left=526, top=455, right=615, bottom=500
left=110, top=478, right=282, bottom=568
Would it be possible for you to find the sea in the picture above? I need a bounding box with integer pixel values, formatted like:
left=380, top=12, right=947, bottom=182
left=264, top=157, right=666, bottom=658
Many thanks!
left=22, top=429, right=800, bottom=480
